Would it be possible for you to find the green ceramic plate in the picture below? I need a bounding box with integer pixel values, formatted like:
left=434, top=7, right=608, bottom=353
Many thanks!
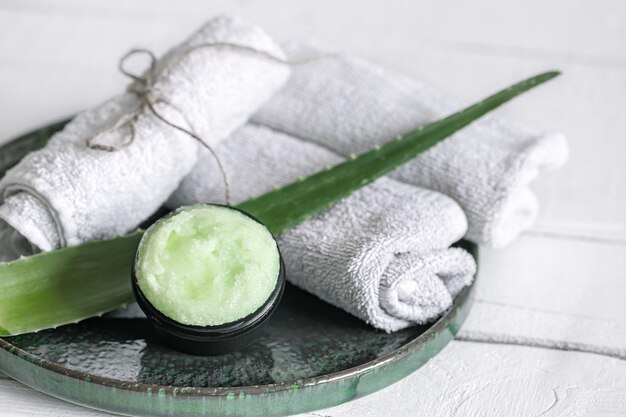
left=0, top=122, right=478, bottom=417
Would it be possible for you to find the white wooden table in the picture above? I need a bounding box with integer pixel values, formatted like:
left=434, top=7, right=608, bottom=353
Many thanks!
left=1, top=0, right=625, bottom=415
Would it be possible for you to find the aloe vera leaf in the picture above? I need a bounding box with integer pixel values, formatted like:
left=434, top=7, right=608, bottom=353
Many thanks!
left=0, top=232, right=142, bottom=335
left=238, top=71, right=560, bottom=235
left=0, top=71, right=559, bottom=335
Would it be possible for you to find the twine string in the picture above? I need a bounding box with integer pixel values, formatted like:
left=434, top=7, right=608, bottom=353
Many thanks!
left=86, top=42, right=320, bottom=206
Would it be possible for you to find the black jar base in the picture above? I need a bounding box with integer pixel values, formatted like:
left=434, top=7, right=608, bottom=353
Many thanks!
left=131, top=204, right=287, bottom=356
left=133, top=259, right=286, bottom=356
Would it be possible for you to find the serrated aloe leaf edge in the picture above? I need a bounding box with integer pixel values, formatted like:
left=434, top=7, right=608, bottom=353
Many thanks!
left=0, top=71, right=560, bottom=335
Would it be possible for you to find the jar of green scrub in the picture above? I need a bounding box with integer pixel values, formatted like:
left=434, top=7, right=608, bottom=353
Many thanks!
left=132, top=204, right=285, bottom=355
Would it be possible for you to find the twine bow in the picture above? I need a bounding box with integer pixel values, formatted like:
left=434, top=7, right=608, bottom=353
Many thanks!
left=87, top=42, right=296, bottom=206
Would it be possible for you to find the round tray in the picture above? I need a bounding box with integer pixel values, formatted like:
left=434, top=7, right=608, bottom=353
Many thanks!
left=0, top=122, right=478, bottom=417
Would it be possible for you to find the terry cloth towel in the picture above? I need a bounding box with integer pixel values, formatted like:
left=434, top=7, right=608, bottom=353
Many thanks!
left=251, top=42, right=569, bottom=247
left=0, top=16, right=290, bottom=256
left=167, top=124, right=476, bottom=332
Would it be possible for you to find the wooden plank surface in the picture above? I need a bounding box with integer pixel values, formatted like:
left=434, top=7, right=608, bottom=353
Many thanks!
left=0, top=0, right=624, bottom=416
left=459, top=235, right=626, bottom=359
left=2, top=342, right=626, bottom=417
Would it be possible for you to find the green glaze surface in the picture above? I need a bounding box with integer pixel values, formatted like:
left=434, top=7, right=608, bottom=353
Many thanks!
left=0, top=121, right=478, bottom=417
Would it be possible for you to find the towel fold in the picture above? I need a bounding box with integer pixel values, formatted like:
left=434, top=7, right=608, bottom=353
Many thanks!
left=251, top=42, right=569, bottom=247
left=167, top=124, right=476, bottom=331
left=0, top=28, right=567, bottom=330
left=0, top=16, right=289, bottom=256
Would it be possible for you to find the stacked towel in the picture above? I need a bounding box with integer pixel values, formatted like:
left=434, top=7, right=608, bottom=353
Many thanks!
left=170, top=124, right=477, bottom=331
left=0, top=16, right=290, bottom=254
left=164, top=43, right=569, bottom=329
left=250, top=42, right=569, bottom=247
left=0, top=24, right=568, bottom=331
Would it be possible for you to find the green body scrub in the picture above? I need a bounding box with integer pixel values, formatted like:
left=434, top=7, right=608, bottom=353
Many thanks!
left=135, top=205, right=281, bottom=327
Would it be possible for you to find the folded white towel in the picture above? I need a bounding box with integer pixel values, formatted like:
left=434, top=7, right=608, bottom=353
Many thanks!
left=251, top=42, right=569, bottom=247
left=167, top=124, right=476, bottom=331
left=0, top=16, right=289, bottom=254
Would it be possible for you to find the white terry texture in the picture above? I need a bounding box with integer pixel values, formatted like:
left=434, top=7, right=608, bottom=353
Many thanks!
left=167, top=124, right=476, bottom=331
left=0, top=15, right=290, bottom=252
left=251, top=42, right=570, bottom=247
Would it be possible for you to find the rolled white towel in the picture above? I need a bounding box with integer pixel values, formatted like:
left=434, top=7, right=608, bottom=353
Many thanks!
left=167, top=124, right=476, bottom=331
left=252, top=42, right=569, bottom=247
left=0, top=16, right=290, bottom=255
